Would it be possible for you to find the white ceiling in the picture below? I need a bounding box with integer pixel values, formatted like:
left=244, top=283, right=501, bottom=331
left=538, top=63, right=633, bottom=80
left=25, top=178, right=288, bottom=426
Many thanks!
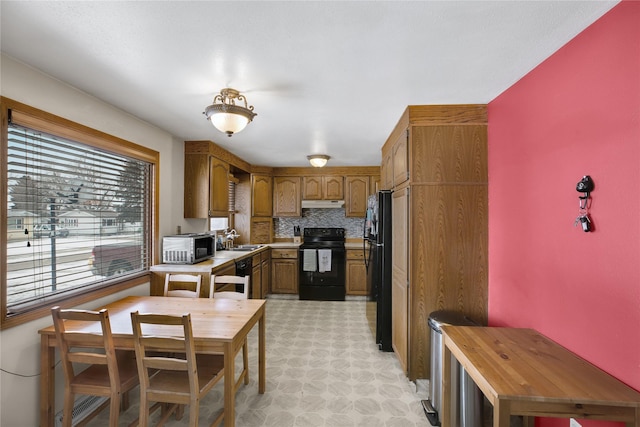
left=0, top=1, right=618, bottom=168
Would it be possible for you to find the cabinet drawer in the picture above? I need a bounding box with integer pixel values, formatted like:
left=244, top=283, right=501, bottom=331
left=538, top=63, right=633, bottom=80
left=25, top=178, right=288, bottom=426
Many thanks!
left=252, top=254, right=261, bottom=265
left=271, top=249, right=298, bottom=259
left=347, top=249, right=365, bottom=260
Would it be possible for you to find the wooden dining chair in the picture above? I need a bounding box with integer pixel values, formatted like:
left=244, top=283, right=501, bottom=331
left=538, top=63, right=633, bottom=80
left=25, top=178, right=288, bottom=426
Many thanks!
left=130, top=311, right=225, bottom=427
left=209, top=274, right=250, bottom=389
left=163, top=273, right=202, bottom=298
left=51, top=306, right=139, bottom=427
left=209, top=274, right=250, bottom=300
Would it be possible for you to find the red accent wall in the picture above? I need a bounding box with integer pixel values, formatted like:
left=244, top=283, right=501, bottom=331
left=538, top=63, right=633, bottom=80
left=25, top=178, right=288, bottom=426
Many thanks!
left=487, top=1, right=639, bottom=426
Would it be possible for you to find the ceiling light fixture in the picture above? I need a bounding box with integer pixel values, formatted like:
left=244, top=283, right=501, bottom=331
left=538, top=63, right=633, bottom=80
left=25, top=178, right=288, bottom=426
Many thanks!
left=203, top=88, right=257, bottom=137
left=307, top=154, right=330, bottom=168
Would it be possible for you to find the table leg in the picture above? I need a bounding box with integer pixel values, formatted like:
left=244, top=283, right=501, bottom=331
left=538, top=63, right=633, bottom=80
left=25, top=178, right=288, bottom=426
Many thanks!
left=258, top=309, right=266, bottom=394
left=224, top=341, right=235, bottom=426
left=493, top=399, right=511, bottom=427
left=441, top=341, right=453, bottom=427
left=40, top=336, right=55, bottom=427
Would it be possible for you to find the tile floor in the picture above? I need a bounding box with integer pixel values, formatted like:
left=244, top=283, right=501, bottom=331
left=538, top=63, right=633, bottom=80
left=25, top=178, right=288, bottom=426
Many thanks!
left=87, top=299, right=431, bottom=426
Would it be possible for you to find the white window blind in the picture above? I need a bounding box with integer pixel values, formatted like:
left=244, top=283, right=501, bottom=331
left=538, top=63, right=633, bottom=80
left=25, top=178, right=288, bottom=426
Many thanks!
left=6, top=121, right=151, bottom=313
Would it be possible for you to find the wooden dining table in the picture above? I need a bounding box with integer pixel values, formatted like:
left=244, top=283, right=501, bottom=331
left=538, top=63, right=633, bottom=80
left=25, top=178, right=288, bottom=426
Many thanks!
left=38, top=295, right=266, bottom=427
left=441, top=326, right=640, bottom=427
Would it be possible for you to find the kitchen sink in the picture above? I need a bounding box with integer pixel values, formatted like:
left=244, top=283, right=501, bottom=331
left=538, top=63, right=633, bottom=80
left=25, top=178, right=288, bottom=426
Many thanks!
left=229, top=245, right=262, bottom=251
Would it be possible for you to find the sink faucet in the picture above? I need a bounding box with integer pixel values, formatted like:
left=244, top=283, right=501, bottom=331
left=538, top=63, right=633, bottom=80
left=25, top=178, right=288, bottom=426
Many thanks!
left=225, top=229, right=239, bottom=249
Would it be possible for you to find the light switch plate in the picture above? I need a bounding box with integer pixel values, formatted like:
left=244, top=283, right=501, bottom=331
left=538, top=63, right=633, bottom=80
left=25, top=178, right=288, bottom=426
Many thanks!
left=570, top=419, right=582, bottom=427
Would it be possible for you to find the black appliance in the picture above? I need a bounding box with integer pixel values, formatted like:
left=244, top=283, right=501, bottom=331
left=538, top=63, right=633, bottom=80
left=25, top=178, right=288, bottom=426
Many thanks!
left=235, top=257, right=252, bottom=297
left=365, top=190, right=392, bottom=351
left=299, top=227, right=346, bottom=301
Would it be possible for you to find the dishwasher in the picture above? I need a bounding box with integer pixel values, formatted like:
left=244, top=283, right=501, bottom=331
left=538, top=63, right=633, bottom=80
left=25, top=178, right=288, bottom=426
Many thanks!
left=235, top=258, right=252, bottom=297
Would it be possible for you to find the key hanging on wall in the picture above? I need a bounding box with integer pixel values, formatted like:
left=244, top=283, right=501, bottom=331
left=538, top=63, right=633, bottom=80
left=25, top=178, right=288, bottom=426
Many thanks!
left=574, top=175, right=594, bottom=232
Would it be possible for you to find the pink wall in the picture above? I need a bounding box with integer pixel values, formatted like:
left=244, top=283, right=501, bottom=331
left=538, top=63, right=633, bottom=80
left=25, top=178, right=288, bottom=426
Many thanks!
left=487, top=1, right=639, bottom=426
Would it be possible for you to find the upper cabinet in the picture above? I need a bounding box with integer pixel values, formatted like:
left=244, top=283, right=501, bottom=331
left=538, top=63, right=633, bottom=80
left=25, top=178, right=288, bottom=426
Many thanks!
left=381, top=151, right=393, bottom=190
left=184, top=151, right=229, bottom=218
left=184, top=140, right=254, bottom=219
left=208, top=156, right=230, bottom=217
left=392, top=129, right=409, bottom=187
left=184, top=143, right=380, bottom=221
left=272, top=167, right=379, bottom=217
left=370, top=175, right=380, bottom=196
left=303, top=176, right=344, bottom=200
left=273, top=176, right=302, bottom=217
left=344, top=176, right=369, bottom=217
left=252, top=174, right=273, bottom=217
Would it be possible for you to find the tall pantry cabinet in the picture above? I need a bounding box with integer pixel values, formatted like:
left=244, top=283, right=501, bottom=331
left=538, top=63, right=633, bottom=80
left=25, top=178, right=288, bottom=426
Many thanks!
left=381, top=105, right=488, bottom=381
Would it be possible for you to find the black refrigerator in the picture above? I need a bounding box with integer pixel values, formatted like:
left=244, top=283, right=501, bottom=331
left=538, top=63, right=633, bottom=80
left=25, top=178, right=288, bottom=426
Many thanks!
left=365, top=190, right=392, bottom=352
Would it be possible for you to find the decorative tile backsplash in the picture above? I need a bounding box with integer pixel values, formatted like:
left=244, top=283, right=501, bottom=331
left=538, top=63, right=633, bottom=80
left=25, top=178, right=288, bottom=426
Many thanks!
left=274, top=208, right=364, bottom=239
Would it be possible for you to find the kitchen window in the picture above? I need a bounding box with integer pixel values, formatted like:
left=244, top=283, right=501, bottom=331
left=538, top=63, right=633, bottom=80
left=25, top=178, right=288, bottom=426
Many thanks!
left=1, top=97, right=158, bottom=328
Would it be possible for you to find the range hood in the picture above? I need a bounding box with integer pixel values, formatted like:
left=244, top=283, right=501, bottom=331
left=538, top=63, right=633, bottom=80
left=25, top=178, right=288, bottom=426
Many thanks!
left=301, top=200, right=345, bottom=209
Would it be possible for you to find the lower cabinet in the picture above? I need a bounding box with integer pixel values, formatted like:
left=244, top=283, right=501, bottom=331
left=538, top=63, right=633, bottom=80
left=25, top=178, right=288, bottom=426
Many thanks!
left=346, top=248, right=367, bottom=296
left=252, top=254, right=262, bottom=299
left=261, top=250, right=271, bottom=297
left=248, top=249, right=271, bottom=298
left=271, top=249, right=298, bottom=294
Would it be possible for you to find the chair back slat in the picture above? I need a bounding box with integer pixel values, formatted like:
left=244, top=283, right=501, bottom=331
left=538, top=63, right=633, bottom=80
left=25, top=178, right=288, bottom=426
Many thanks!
left=209, top=275, right=250, bottom=300
left=164, top=274, right=202, bottom=298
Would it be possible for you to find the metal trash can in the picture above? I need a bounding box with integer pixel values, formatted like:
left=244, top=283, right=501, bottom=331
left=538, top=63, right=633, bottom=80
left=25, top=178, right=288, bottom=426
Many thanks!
left=422, top=310, right=482, bottom=427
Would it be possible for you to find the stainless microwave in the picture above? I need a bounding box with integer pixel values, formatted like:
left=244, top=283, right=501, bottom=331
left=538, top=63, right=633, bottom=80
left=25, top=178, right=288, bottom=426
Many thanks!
left=162, top=233, right=215, bottom=264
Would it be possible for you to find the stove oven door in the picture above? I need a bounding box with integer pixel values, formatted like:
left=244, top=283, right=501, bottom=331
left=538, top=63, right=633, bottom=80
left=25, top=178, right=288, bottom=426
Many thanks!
left=298, top=245, right=346, bottom=300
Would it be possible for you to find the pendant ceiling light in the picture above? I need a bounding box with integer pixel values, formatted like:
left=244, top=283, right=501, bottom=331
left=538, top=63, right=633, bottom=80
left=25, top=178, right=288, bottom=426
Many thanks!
left=307, top=154, right=330, bottom=168
left=203, top=88, right=257, bottom=137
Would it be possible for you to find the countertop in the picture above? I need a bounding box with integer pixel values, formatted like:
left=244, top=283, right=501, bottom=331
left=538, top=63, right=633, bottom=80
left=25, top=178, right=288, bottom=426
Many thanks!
left=151, top=243, right=297, bottom=273
left=150, top=241, right=366, bottom=273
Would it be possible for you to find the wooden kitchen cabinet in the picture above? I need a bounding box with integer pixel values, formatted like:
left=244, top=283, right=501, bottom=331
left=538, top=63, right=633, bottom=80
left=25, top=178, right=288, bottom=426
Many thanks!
left=381, top=152, right=393, bottom=190
left=392, top=130, right=409, bottom=187
left=209, top=156, right=230, bottom=217
left=271, top=248, right=298, bottom=294
left=303, top=176, right=344, bottom=200
left=261, top=250, right=271, bottom=297
left=383, top=105, right=488, bottom=381
left=252, top=174, right=273, bottom=217
left=249, top=249, right=272, bottom=298
left=184, top=152, right=229, bottom=218
left=252, top=254, right=262, bottom=299
left=273, top=176, right=302, bottom=217
left=392, top=186, right=409, bottom=373
left=250, top=217, right=272, bottom=244
left=324, top=176, right=344, bottom=199
left=344, top=176, right=369, bottom=218
left=235, top=172, right=272, bottom=245
left=346, top=248, right=367, bottom=296
left=370, top=175, right=380, bottom=196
